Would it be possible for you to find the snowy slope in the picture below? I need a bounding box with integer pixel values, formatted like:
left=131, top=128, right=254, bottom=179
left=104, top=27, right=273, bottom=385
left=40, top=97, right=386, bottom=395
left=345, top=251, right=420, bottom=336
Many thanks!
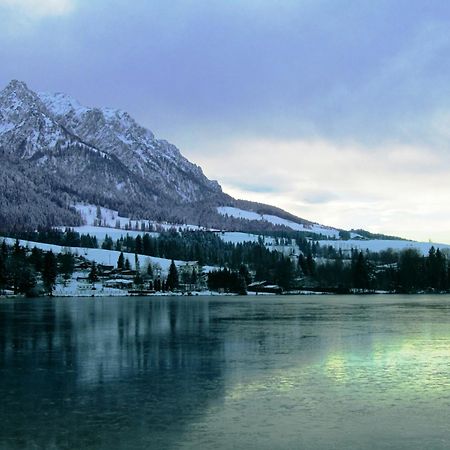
left=218, top=232, right=274, bottom=245
left=2, top=238, right=217, bottom=274
left=217, top=206, right=341, bottom=238
left=318, top=239, right=450, bottom=256
left=65, top=226, right=159, bottom=242
left=74, top=203, right=204, bottom=231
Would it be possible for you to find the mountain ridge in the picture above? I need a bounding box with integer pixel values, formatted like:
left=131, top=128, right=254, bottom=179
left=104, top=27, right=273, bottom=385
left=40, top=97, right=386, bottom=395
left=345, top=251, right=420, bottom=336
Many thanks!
left=0, top=79, right=357, bottom=236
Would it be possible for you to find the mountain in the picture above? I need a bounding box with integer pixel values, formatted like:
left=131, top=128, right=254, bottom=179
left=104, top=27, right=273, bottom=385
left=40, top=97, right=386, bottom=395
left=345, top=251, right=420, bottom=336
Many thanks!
left=0, top=79, right=338, bottom=235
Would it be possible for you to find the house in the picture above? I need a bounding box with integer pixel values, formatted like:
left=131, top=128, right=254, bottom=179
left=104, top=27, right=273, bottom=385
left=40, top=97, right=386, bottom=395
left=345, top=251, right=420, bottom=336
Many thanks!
left=247, top=281, right=283, bottom=295
left=103, top=279, right=133, bottom=289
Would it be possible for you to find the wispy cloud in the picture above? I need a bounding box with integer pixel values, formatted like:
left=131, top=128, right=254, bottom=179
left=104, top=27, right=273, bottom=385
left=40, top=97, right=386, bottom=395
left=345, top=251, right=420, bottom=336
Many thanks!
left=0, top=0, right=75, bottom=17
left=188, top=136, right=450, bottom=242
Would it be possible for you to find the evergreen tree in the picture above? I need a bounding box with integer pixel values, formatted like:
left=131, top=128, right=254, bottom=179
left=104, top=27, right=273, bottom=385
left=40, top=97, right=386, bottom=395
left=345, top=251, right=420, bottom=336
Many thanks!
left=190, top=267, right=198, bottom=287
left=102, top=235, right=113, bottom=250
left=88, top=262, right=99, bottom=285
left=134, top=254, right=143, bottom=287
left=10, top=240, right=26, bottom=293
left=275, top=256, right=295, bottom=289
left=17, top=265, right=36, bottom=297
left=434, top=249, right=448, bottom=291
left=59, top=253, right=75, bottom=281
left=42, top=251, right=58, bottom=296
left=237, top=274, right=248, bottom=295
left=352, top=251, right=369, bottom=291
left=427, top=246, right=438, bottom=289
left=117, top=252, right=124, bottom=270
left=298, top=254, right=308, bottom=275
left=124, top=258, right=131, bottom=270
left=147, top=262, right=154, bottom=278
left=166, top=260, right=179, bottom=291
left=29, top=247, right=43, bottom=272
left=1, top=240, right=8, bottom=259
left=397, top=249, right=422, bottom=293
left=135, top=235, right=143, bottom=254
left=0, top=252, right=5, bottom=292
left=143, top=234, right=151, bottom=254
left=306, top=252, right=316, bottom=276
left=239, top=264, right=252, bottom=285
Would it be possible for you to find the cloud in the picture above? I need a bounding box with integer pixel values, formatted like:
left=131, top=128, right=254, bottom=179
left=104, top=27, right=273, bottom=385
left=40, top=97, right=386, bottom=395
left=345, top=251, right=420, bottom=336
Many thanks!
left=186, top=136, right=450, bottom=243
left=302, top=191, right=338, bottom=205
left=227, top=182, right=283, bottom=194
left=0, top=0, right=77, bottom=33
left=0, top=0, right=75, bottom=19
left=0, top=1, right=449, bottom=243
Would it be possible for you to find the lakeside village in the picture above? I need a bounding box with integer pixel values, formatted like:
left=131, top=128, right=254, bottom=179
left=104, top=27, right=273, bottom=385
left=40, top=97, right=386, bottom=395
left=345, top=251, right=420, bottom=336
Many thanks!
left=1, top=221, right=450, bottom=298
left=0, top=236, right=281, bottom=298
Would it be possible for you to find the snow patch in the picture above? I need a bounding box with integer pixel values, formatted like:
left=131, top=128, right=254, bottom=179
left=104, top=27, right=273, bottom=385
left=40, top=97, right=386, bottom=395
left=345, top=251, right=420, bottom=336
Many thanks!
left=74, top=202, right=206, bottom=231
left=65, top=225, right=159, bottom=242
left=317, top=239, right=450, bottom=256
left=2, top=238, right=215, bottom=276
left=217, top=206, right=340, bottom=238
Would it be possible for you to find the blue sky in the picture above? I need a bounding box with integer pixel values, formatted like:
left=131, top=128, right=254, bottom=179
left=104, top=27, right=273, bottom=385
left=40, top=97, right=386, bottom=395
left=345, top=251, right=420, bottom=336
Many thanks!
left=1, top=0, right=450, bottom=242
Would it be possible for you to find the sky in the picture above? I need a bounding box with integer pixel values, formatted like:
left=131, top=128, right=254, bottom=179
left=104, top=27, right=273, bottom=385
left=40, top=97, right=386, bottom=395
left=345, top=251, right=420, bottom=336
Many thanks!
left=1, top=0, right=450, bottom=242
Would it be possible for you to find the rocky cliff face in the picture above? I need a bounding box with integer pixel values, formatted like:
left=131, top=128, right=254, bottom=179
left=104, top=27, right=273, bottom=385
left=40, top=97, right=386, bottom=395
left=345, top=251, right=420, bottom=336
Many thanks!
left=0, top=80, right=231, bottom=229
left=0, top=80, right=316, bottom=233
left=38, top=89, right=222, bottom=203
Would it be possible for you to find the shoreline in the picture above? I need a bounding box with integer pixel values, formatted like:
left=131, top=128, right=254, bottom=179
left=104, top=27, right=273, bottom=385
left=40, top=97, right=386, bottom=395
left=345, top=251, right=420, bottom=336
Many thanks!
left=3, top=290, right=450, bottom=299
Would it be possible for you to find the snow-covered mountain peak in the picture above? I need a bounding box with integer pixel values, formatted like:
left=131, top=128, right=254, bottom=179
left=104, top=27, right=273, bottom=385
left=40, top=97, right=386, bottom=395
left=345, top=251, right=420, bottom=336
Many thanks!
left=2, top=79, right=30, bottom=96
left=39, top=91, right=129, bottom=127
left=38, top=91, right=89, bottom=117
left=1, top=79, right=223, bottom=210
left=0, top=79, right=45, bottom=116
left=0, top=80, right=86, bottom=158
left=0, top=79, right=347, bottom=233
left=36, top=87, right=220, bottom=199
left=38, top=91, right=155, bottom=141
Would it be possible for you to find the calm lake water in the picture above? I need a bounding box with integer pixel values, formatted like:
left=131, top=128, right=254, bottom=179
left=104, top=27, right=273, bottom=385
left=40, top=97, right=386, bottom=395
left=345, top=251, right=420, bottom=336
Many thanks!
left=0, top=295, right=449, bottom=450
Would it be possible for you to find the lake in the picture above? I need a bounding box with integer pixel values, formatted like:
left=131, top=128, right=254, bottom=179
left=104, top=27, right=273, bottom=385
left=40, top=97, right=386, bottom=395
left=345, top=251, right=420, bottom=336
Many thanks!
left=0, top=295, right=449, bottom=449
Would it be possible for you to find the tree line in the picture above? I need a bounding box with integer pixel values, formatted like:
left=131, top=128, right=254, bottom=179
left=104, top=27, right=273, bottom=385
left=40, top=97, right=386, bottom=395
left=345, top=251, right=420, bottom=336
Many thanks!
left=2, top=229, right=449, bottom=295
left=0, top=240, right=75, bottom=296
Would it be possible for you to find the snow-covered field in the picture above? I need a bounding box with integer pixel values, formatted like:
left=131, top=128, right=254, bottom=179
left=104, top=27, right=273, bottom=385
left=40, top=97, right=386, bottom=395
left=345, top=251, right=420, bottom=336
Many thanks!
left=217, top=232, right=299, bottom=256
left=74, top=203, right=204, bottom=231
left=218, top=232, right=275, bottom=245
left=318, top=239, right=450, bottom=256
left=62, top=225, right=159, bottom=243
left=217, top=206, right=341, bottom=238
left=2, top=238, right=216, bottom=274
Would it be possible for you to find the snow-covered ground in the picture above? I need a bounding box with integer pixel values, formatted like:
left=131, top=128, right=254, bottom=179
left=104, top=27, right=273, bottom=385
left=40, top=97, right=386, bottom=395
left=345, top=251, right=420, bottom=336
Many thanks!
left=74, top=203, right=204, bottom=231
left=2, top=238, right=216, bottom=274
left=53, top=275, right=130, bottom=297
left=218, top=232, right=276, bottom=245
left=318, top=239, right=450, bottom=256
left=61, top=225, right=159, bottom=243
left=217, top=232, right=299, bottom=256
left=217, top=206, right=342, bottom=238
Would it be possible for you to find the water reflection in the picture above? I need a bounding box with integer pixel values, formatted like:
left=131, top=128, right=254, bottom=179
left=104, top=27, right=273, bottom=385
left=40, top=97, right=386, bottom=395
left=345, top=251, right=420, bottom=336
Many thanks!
left=0, top=295, right=449, bottom=450
left=0, top=298, right=224, bottom=450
